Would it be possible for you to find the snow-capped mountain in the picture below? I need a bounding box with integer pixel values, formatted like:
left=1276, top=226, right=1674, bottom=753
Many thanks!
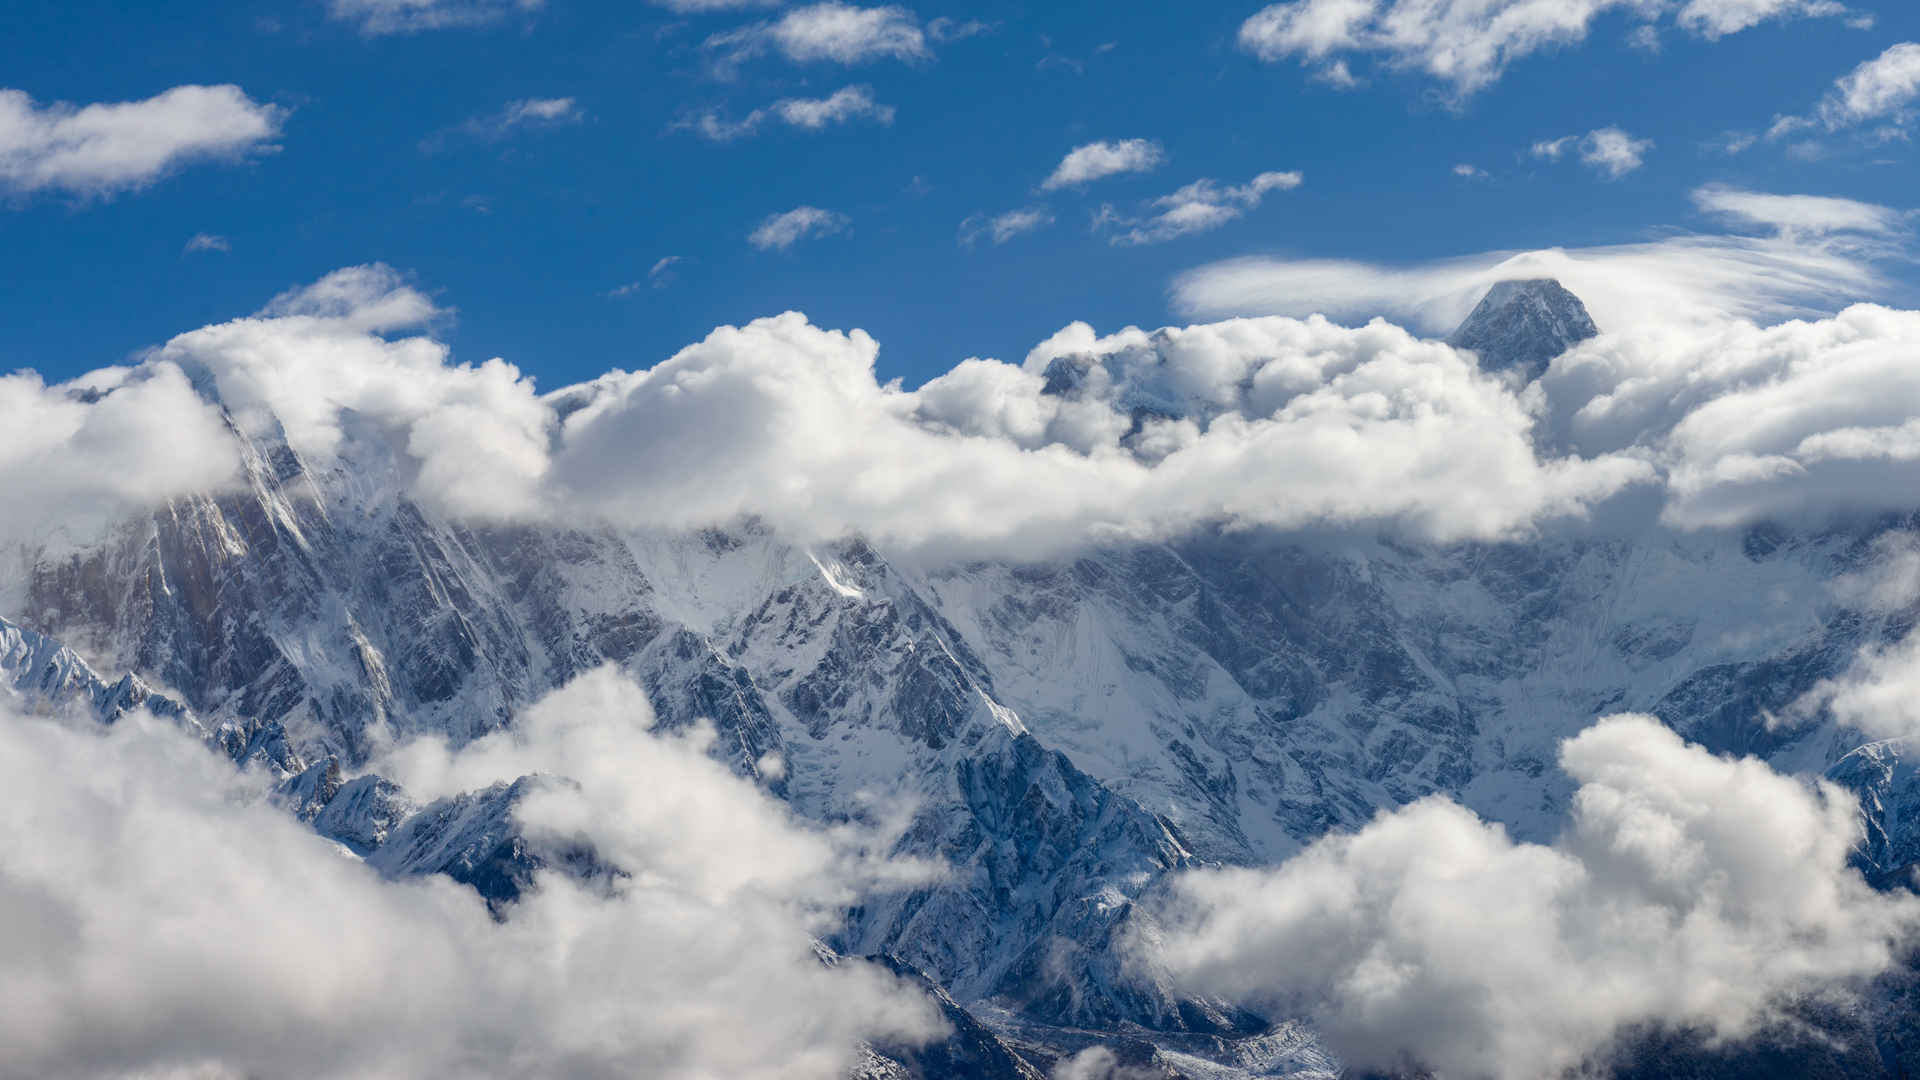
left=6, top=280, right=1918, bottom=1077
left=1448, top=277, right=1600, bottom=380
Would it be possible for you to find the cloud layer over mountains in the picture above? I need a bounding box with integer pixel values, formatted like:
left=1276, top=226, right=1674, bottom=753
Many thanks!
left=2, top=226, right=1915, bottom=558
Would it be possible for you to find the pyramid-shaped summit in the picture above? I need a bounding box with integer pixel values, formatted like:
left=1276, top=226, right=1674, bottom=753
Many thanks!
left=1447, top=278, right=1599, bottom=381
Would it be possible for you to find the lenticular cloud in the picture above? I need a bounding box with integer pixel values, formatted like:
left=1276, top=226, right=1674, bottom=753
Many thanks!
left=7, top=257, right=1920, bottom=558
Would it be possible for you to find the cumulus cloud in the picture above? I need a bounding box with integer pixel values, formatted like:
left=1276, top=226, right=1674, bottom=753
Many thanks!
left=0, top=85, right=283, bottom=200
left=680, top=85, right=894, bottom=141
left=183, top=232, right=231, bottom=253
left=706, top=3, right=929, bottom=75
left=1237, top=0, right=1852, bottom=98
left=1145, top=714, right=1920, bottom=1080
left=1533, top=126, right=1652, bottom=178
left=0, top=677, right=943, bottom=1079
left=959, top=206, right=1054, bottom=246
left=1095, top=170, right=1302, bottom=246
left=0, top=364, right=241, bottom=550
left=161, top=264, right=551, bottom=520
left=1559, top=305, right=1920, bottom=527
left=1819, top=41, right=1920, bottom=132
left=1041, top=139, right=1165, bottom=191
left=1693, top=183, right=1910, bottom=238
left=748, top=205, right=849, bottom=250
left=327, top=0, right=543, bottom=34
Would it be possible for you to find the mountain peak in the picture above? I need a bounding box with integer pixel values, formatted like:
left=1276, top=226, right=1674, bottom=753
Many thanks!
left=1447, top=278, right=1599, bottom=381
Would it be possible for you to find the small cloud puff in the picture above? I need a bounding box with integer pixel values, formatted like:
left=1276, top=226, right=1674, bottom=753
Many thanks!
left=749, top=206, right=849, bottom=250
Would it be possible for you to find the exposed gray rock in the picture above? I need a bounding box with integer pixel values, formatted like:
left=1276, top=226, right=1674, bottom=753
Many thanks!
left=1447, top=277, right=1599, bottom=380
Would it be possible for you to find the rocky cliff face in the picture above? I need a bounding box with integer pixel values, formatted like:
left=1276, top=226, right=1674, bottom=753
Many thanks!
left=1447, top=277, right=1600, bottom=380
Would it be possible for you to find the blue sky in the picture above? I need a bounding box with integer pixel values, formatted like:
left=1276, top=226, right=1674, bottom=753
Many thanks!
left=3, top=0, right=1917, bottom=390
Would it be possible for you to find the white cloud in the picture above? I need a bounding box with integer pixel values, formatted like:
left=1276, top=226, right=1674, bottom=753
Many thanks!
left=1097, top=170, right=1302, bottom=246
left=774, top=84, right=894, bottom=128
left=748, top=206, right=849, bottom=250
left=424, top=97, right=582, bottom=150
left=1764, top=42, right=1920, bottom=144
left=1145, top=714, right=1920, bottom=1080
left=0, top=364, right=241, bottom=550
left=1534, top=126, right=1652, bottom=178
left=706, top=3, right=929, bottom=74
left=165, top=264, right=552, bottom=521
left=1797, top=533, right=1920, bottom=741
left=1579, top=126, right=1652, bottom=177
left=0, top=677, right=944, bottom=1078
left=1558, top=305, right=1920, bottom=528
left=959, top=206, right=1054, bottom=246
left=1821, top=41, right=1920, bottom=131
left=1041, top=139, right=1165, bottom=191
left=1692, top=183, right=1909, bottom=238
left=1677, top=0, right=1853, bottom=38
left=0, top=85, right=283, bottom=199
left=183, top=232, right=231, bottom=253
left=327, top=0, right=543, bottom=34
left=681, top=85, right=894, bottom=141
left=1237, top=0, right=1851, bottom=98
left=1452, top=162, right=1487, bottom=178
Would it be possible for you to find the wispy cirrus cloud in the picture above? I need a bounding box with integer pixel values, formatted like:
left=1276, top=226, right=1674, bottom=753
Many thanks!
left=1041, top=139, right=1164, bottom=191
left=959, top=206, right=1054, bottom=246
left=1692, top=183, right=1910, bottom=239
left=1095, top=170, right=1302, bottom=245
left=0, top=85, right=283, bottom=201
left=422, top=97, right=582, bottom=152
left=679, top=85, right=894, bottom=141
left=327, top=0, right=544, bottom=35
left=749, top=206, right=849, bottom=250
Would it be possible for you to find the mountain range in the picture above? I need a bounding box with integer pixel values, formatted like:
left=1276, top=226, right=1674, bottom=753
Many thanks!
left=6, top=279, right=1919, bottom=1078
